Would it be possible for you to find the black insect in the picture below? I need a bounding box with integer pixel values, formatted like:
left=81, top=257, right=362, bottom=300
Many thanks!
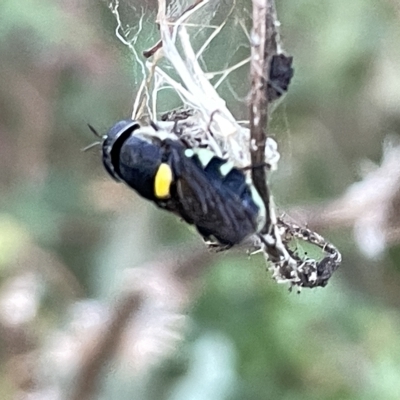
left=267, top=54, right=294, bottom=102
left=97, top=119, right=266, bottom=246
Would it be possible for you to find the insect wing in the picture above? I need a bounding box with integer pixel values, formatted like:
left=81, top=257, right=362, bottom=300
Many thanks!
left=172, top=150, right=258, bottom=245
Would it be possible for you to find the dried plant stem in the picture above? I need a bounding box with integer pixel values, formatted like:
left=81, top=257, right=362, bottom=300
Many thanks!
left=144, top=0, right=206, bottom=58
left=249, top=0, right=278, bottom=232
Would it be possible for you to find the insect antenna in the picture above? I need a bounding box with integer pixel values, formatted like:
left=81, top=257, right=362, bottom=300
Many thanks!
left=81, top=123, right=104, bottom=152
left=87, top=123, right=103, bottom=139
left=81, top=141, right=101, bottom=152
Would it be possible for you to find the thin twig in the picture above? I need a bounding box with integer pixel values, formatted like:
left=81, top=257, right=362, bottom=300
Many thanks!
left=249, top=0, right=278, bottom=233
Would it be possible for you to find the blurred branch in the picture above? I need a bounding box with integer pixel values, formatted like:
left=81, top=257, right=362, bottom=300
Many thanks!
left=0, top=239, right=83, bottom=398
left=289, top=141, right=400, bottom=258
left=68, top=246, right=213, bottom=400
left=69, top=292, right=142, bottom=400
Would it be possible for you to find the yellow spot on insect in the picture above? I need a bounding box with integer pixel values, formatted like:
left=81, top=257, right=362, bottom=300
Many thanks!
left=154, top=163, right=173, bottom=198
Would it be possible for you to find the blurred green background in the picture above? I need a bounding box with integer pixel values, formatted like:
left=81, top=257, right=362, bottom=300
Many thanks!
left=1, top=0, right=400, bottom=399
